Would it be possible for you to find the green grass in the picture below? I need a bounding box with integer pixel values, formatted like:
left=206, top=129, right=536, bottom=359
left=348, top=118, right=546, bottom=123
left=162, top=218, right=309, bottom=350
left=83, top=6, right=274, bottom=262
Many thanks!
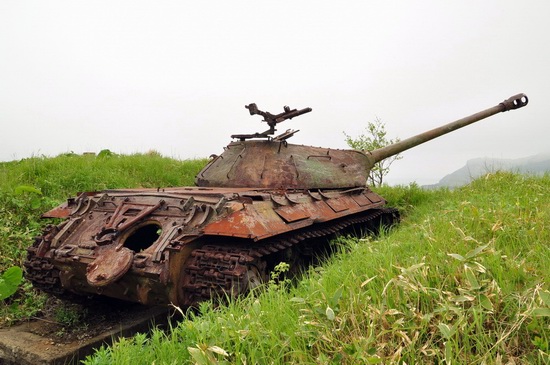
left=0, top=153, right=548, bottom=364
left=0, top=150, right=208, bottom=201
left=85, top=172, right=548, bottom=365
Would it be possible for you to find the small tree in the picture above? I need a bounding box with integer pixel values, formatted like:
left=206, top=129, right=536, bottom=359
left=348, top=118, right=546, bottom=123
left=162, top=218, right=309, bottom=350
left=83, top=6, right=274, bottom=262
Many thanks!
left=344, top=117, right=402, bottom=187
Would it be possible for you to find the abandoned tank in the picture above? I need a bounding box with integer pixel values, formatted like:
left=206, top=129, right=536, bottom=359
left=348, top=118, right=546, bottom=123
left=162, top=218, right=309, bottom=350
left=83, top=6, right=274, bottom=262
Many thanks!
left=25, top=94, right=528, bottom=307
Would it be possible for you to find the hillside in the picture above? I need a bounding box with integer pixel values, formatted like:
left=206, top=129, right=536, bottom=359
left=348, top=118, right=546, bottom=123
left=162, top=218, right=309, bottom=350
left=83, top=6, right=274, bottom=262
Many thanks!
left=425, top=153, right=550, bottom=188
left=0, top=154, right=548, bottom=364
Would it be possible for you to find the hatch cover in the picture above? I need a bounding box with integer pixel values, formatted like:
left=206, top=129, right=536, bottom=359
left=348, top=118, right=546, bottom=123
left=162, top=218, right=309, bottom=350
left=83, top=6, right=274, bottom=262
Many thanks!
left=86, top=246, right=133, bottom=287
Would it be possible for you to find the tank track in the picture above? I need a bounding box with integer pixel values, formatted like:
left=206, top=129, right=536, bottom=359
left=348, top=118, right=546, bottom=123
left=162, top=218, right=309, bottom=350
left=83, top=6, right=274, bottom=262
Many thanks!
left=25, top=208, right=399, bottom=307
left=180, top=207, right=399, bottom=306
left=25, top=237, right=65, bottom=296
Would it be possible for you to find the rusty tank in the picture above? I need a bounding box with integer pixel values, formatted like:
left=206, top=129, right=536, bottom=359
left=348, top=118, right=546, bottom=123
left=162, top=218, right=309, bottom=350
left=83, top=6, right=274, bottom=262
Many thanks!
left=25, top=94, right=528, bottom=307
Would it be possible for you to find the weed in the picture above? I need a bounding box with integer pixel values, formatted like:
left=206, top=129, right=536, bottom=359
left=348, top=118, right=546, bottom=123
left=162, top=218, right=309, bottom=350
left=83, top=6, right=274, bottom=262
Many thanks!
left=0, top=266, right=23, bottom=300
left=54, top=303, right=87, bottom=327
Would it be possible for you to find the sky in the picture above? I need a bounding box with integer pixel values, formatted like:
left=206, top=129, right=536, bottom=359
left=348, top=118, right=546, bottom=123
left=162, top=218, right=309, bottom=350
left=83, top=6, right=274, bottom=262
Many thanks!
left=1, top=1, right=549, bottom=185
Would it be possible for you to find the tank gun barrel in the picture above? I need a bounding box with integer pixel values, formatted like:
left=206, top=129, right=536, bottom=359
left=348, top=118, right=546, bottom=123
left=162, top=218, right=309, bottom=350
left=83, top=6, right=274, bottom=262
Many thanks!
left=367, top=93, right=528, bottom=165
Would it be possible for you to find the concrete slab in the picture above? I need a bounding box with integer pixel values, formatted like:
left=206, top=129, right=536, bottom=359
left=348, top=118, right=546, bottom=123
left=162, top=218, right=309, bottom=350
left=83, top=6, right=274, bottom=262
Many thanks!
left=0, top=305, right=169, bottom=365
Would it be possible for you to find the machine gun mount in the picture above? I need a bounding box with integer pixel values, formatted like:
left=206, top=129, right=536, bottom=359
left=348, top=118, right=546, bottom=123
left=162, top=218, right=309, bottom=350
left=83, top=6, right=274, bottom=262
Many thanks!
left=231, top=103, right=312, bottom=141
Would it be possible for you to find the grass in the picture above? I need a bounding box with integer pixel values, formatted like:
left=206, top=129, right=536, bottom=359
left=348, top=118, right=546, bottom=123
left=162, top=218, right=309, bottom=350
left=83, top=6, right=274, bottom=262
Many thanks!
left=0, top=150, right=207, bottom=201
left=86, top=172, right=548, bottom=364
left=0, top=152, right=548, bottom=363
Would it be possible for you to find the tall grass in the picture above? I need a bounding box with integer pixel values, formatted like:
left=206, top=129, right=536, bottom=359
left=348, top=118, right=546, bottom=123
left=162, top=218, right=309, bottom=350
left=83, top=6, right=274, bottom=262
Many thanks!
left=83, top=172, right=549, bottom=364
left=0, top=151, right=208, bottom=200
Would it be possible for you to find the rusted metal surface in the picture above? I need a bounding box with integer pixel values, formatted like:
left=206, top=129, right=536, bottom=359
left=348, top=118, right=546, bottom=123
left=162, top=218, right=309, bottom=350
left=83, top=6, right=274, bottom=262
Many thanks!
left=232, top=103, right=312, bottom=141
left=196, top=142, right=371, bottom=189
left=25, top=94, right=528, bottom=308
left=25, top=186, right=389, bottom=306
left=86, top=246, right=133, bottom=287
left=179, top=208, right=396, bottom=306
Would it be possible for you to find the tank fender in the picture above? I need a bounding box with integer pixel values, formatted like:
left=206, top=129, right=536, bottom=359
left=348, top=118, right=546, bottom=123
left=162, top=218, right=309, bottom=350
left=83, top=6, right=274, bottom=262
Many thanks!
left=202, top=188, right=386, bottom=240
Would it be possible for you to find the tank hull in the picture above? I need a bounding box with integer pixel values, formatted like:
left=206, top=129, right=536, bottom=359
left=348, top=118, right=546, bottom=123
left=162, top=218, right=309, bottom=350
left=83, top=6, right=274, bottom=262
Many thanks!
left=25, top=186, right=397, bottom=306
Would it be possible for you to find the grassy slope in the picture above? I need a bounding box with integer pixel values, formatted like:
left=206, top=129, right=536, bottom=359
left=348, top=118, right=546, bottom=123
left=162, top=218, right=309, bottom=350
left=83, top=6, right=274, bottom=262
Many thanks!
left=0, top=155, right=548, bottom=363
left=87, top=173, right=549, bottom=365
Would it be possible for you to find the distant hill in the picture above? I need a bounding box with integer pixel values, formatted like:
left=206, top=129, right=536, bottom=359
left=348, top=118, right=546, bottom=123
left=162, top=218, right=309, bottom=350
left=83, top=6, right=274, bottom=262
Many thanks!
left=424, top=153, right=550, bottom=189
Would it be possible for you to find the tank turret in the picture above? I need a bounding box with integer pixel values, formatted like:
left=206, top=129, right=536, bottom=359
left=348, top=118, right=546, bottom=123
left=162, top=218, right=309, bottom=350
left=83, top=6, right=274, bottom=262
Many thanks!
left=196, top=94, right=528, bottom=189
left=25, top=94, right=528, bottom=308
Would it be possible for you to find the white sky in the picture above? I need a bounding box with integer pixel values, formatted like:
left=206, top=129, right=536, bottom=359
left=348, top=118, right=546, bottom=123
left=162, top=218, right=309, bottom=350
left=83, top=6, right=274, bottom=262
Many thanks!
left=1, top=1, right=548, bottom=185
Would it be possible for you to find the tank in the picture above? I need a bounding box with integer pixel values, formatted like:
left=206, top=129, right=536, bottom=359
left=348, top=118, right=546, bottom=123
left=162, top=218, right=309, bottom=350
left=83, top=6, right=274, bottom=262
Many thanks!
left=25, top=94, right=528, bottom=307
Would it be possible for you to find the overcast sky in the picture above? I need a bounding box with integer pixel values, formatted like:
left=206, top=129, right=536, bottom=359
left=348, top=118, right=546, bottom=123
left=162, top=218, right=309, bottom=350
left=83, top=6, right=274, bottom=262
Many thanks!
left=1, top=1, right=548, bottom=185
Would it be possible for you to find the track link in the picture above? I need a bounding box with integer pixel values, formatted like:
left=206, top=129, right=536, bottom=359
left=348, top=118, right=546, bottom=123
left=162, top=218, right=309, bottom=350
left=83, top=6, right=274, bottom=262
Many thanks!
left=25, top=237, right=65, bottom=295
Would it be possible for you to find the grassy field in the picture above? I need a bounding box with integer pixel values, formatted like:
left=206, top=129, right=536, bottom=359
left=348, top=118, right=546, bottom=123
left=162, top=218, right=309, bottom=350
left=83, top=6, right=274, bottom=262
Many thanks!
left=0, top=153, right=548, bottom=364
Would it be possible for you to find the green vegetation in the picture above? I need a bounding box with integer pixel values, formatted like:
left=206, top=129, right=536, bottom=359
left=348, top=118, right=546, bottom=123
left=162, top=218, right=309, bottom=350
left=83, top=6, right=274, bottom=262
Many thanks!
left=0, top=152, right=548, bottom=363
left=0, top=266, right=23, bottom=300
left=344, top=118, right=402, bottom=186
